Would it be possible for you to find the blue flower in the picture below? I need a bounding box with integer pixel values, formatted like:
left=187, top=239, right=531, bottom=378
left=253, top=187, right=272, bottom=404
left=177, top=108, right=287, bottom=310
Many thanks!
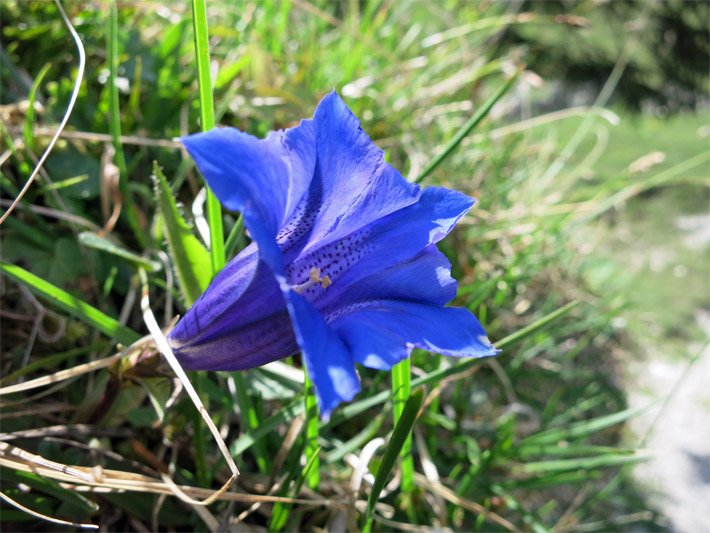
left=167, top=91, right=498, bottom=418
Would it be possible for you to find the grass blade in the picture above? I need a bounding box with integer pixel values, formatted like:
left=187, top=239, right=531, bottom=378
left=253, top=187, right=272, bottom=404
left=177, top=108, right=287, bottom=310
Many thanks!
left=0, top=344, right=102, bottom=385
left=233, top=372, right=270, bottom=474
left=224, top=214, right=245, bottom=259
left=304, top=372, right=320, bottom=489
left=78, top=232, right=160, bottom=271
left=269, top=445, right=322, bottom=531
left=0, top=490, right=97, bottom=530
left=1, top=468, right=98, bottom=516
left=190, top=0, right=224, bottom=275
left=496, top=300, right=580, bottom=349
left=230, top=398, right=304, bottom=457
left=519, top=403, right=654, bottom=447
left=22, top=63, right=51, bottom=154
left=391, top=358, right=414, bottom=492
left=519, top=453, right=648, bottom=474
left=0, top=262, right=140, bottom=346
left=416, top=71, right=519, bottom=183
left=108, top=2, right=144, bottom=247
left=362, top=388, right=424, bottom=533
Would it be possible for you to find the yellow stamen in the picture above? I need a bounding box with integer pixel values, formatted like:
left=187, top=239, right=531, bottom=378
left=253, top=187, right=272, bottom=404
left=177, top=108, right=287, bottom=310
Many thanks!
left=292, top=267, right=332, bottom=294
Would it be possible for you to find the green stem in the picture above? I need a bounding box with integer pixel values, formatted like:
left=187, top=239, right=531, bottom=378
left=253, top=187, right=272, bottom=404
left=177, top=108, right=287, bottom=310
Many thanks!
left=304, top=372, right=320, bottom=490
left=189, top=0, right=223, bottom=487
left=190, top=0, right=224, bottom=274
left=391, top=358, right=414, bottom=492
left=108, top=2, right=144, bottom=247
left=190, top=0, right=269, bottom=477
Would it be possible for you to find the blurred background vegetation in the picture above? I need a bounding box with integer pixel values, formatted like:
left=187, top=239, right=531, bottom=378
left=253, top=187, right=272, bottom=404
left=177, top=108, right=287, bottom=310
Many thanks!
left=0, top=0, right=707, bottom=531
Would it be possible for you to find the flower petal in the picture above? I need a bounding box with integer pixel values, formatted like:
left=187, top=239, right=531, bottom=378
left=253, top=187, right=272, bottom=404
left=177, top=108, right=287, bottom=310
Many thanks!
left=321, top=245, right=458, bottom=310
left=170, top=311, right=298, bottom=371
left=285, top=291, right=361, bottom=419
left=168, top=250, right=298, bottom=370
left=286, top=186, right=473, bottom=305
left=168, top=243, right=256, bottom=344
left=295, top=92, right=421, bottom=253
left=330, top=300, right=498, bottom=370
left=181, top=120, right=316, bottom=271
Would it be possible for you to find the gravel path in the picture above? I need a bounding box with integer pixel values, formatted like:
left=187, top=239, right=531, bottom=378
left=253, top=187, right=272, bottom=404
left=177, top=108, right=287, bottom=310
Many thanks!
left=627, top=311, right=710, bottom=531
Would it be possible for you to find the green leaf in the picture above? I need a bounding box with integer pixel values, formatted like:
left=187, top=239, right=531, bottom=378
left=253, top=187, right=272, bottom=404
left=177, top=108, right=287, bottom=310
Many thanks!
left=250, top=367, right=301, bottom=400
left=0, top=343, right=102, bottom=385
left=303, top=372, right=320, bottom=489
left=224, top=214, right=245, bottom=259
left=152, top=162, right=211, bottom=306
left=324, top=412, right=386, bottom=464
left=391, top=357, right=414, bottom=492
left=214, top=55, right=250, bottom=90
left=496, top=300, right=581, bottom=349
left=499, top=471, right=601, bottom=490
left=108, top=2, right=144, bottom=248
left=362, top=388, right=424, bottom=533
left=78, top=232, right=160, bottom=271
left=232, top=371, right=269, bottom=474
left=517, top=444, right=636, bottom=459
left=0, top=262, right=141, bottom=346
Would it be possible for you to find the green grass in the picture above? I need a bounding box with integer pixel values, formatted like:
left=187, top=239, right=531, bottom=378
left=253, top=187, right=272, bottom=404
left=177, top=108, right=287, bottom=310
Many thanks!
left=1, top=1, right=704, bottom=531
left=535, top=109, right=709, bottom=355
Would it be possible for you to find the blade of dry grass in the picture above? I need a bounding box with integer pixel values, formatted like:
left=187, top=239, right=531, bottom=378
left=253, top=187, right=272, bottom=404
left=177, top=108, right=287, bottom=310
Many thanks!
left=414, top=473, right=516, bottom=531
left=0, top=446, right=338, bottom=506
left=138, top=268, right=238, bottom=503
left=0, top=491, right=98, bottom=530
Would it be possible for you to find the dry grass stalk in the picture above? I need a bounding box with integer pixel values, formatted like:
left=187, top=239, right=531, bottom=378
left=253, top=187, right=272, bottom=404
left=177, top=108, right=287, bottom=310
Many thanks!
left=138, top=268, right=238, bottom=505
left=415, top=472, right=516, bottom=531
left=0, top=444, right=337, bottom=506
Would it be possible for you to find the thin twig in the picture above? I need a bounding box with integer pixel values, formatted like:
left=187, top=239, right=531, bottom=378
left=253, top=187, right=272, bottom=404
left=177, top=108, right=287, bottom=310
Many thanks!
left=0, top=353, right=122, bottom=396
left=0, top=424, right=133, bottom=442
left=4, top=125, right=181, bottom=149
